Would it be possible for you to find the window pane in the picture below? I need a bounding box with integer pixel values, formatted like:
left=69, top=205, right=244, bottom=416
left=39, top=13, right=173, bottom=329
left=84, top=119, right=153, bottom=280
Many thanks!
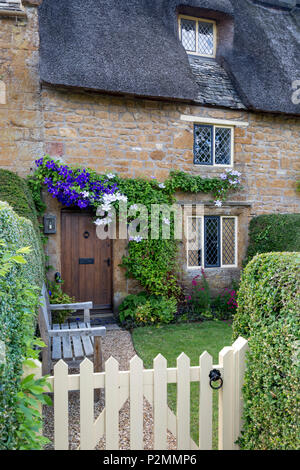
left=187, top=217, right=202, bottom=267
left=194, top=125, right=213, bottom=165
left=198, top=21, right=214, bottom=55
left=181, top=19, right=196, bottom=52
left=215, top=127, right=232, bottom=165
left=222, top=218, right=236, bottom=266
left=204, top=216, right=220, bottom=268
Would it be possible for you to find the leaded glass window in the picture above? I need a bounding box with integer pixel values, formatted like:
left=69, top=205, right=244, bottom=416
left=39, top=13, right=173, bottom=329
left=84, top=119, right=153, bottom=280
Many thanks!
left=204, top=216, right=220, bottom=268
left=187, top=216, right=237, bottom=269
left=181, top=19, right=196, bottom=52
left=194, top=125, right=233, bottom=166
left=215, top=127, right=232, bottom=165
left=187, top=217, right=202, bottom=267
left=222, top=217, right=236, bottom=266
left=198, top=20, right=214, bottom=56
left=194, top=125, right=213, bottom=165
left=179, top=16, right=216, bottom=57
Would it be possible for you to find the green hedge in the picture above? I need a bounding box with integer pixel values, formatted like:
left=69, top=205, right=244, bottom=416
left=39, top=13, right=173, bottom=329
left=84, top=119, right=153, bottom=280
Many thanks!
left=0, top=202, right=45, bottom=449
left=233, top=252, right=300, bottom=450
left=0, top=201, right=44, bottom=287
left=245, top=214, right=300, bottom=264
left=0, top=169, right=40, bottom=233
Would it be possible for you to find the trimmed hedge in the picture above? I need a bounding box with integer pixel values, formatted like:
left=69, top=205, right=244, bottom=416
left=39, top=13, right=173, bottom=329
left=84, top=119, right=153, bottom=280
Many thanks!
left=0, top=202, right=45, bottom=449
left=245, top=214, right=300, bottom=264
left=0, top=169, right=40, bottom=233
left=0, top=201, right=44, bottom=287
left=233, top=252, right=300, bottom=450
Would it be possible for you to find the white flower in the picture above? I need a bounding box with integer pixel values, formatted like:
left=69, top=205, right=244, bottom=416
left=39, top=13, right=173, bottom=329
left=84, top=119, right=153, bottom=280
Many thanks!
left=82, top=191, right=90, bottom=198
left=130, top=204, right=138, bottom=211
left=158, top=183, right=165, bottom=189
left=129, top=235, right=143, bottom=242
left=220, top=173, right=227, bottom=180
left=215, top=200, right=223, bottom=207
left=100, top=203, right=112, bottom=212
left=94, top=217, right=112, bottom=226
left=163, top=217, right=170, bottom=225
left=106, top=173, right=116, bottom=179
left=229, top=180, right=238, bottom=185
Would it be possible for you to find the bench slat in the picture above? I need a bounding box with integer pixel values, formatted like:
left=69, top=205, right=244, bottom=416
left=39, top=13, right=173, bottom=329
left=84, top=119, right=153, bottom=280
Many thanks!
left=70, top=322, right=84, bottom=359
left=79, top=322, right=94, bottom=357
left=61, top=323, right=73, bottom=359
left=52, top=324, right=62, bottom=360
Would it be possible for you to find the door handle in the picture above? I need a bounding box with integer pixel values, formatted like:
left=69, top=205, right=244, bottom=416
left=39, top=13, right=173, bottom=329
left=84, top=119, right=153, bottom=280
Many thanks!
left=104, top=258, right=111, bottom=267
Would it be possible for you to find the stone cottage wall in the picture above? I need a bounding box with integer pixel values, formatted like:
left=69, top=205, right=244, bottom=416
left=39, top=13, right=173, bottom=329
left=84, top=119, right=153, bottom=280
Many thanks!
left=0, top=4, right=43, bottom=172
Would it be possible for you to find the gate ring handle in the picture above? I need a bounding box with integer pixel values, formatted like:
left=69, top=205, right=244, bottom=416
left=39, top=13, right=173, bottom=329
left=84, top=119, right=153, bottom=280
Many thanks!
left=209, top=369, right=223, bottom=390
left=83, top=231, right=90, bottom=239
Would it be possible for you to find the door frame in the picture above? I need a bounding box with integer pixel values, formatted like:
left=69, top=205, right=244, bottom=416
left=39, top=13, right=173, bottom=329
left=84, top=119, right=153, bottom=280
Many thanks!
left=61, top=208, right=114, bottom=309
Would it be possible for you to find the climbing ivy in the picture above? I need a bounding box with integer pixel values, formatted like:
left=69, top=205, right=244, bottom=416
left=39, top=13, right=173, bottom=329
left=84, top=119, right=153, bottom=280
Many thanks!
left=31, top=156, right=242, bottom=298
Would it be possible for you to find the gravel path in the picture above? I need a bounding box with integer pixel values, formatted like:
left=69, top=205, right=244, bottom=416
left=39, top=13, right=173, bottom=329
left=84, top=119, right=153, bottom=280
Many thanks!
left=43, top=329, right=176, bottom=450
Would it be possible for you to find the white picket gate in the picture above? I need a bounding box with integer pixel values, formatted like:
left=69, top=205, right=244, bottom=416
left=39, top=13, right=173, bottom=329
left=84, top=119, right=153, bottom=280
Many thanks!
left=28, top=336, right=248, bottom=450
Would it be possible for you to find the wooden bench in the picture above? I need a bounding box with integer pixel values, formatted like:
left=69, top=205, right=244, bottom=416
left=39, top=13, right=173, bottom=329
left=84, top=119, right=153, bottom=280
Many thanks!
left=38, top=284, right=106, bottom=375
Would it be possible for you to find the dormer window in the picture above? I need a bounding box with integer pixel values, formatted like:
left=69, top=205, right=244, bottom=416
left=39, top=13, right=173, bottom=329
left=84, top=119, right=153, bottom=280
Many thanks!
left=178, top=15, right=216, bottom=57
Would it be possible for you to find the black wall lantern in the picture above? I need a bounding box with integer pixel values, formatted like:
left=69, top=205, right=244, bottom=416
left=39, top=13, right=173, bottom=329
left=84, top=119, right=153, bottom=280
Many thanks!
left=44, top=215, right=57, bottom=234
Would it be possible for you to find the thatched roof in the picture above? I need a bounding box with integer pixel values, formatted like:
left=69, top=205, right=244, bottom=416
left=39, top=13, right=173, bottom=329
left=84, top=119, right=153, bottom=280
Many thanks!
left=38, top=0, right=300, bottom=115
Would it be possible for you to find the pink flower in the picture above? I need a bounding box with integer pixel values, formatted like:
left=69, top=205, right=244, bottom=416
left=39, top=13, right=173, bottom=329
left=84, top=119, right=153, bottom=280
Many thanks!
left=192, top=280, right=197, bottom=286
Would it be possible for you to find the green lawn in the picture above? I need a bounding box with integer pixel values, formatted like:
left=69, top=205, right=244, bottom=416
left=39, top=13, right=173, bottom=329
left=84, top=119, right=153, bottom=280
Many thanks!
left=132, top=320, right=233, bottom=449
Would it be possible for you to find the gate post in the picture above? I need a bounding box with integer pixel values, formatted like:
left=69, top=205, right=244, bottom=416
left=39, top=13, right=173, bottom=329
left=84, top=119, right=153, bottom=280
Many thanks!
left=232, top=337, right=249, bottom=449
left=218, top=346, right=234, bottom=450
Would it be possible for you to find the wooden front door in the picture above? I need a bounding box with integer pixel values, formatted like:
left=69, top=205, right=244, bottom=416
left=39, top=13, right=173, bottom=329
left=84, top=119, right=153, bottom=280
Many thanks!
left=61, top=212, right=112, bottom=308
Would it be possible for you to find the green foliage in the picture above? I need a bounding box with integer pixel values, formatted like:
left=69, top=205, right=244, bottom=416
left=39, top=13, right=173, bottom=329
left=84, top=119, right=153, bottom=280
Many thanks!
left=0, top=201, right=44, bottom=288
left=27, top=176, right=47, bottom=216
left=47, top=280, right=76, bottom=324
left=233, top=252, right=300, bottom=450
left=0, top=240, right=50, bottom=449
left=0, top=170, right=40, bottom=232
left=118, top=291, right=177, bottom=327
left=245, top=213, right=300, bottom=264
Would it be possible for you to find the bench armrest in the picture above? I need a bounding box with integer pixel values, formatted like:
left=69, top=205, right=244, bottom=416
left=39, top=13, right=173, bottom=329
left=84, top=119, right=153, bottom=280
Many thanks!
left=48, top=326, right=106, bottom=338
left=50, top=301, right=93, bottom=311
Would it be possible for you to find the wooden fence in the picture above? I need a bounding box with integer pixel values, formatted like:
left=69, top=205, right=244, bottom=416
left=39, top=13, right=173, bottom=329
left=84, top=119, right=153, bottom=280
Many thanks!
left=27, top=336, right=248, bottom=450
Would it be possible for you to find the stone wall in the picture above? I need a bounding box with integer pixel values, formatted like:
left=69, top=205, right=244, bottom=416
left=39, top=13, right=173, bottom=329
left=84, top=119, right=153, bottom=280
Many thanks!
left=0, top=5, right=43, bottom=172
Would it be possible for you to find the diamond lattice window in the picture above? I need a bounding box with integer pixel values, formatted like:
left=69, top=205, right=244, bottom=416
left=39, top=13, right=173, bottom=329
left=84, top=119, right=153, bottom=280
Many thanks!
left=222, top=218, right=236, bottom=266
left=215, top=127, right=231, bottom=165
left=204, top=216, right=220, bottom=268
left=194, top=125, right=233, bottom=166
left=194, top=125, right=213, bottom=165
left=187, top=217, right=202, bottom=267
left=198, top=21, right=214, bottom=56
left=181, top=19, right=196, bottom=52
left=187, top=216, right=237, bottom=269
left=179, top=16, right=216, bottom=57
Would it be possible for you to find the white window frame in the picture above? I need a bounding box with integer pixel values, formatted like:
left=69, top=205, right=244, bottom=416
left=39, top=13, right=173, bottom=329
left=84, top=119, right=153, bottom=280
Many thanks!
left=178, top=15, right=217, bottom=58
left=186, top=215, right=238, bottom=270
left=194, top=124, right=234, bottom=167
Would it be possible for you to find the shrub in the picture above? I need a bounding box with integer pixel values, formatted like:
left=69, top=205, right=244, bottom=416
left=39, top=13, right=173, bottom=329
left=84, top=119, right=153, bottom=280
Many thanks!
left=0, top=170, right=40, bottom=232
left=0, top=201, right=44, bottom=288
left=47, top=280, right=75, bottom=324
left=184, top=270, right=212, bottom=319
left=245, top=214, right=300, bottom=264
left=213, top=283, right=239, bottom=320
left=0, top=241, right=50, bottom=450
left=233, top=252, right=300, bottom=450
left=0, top=203, right=47, bottom=449
left=118, top=292, right=177, bottom=327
